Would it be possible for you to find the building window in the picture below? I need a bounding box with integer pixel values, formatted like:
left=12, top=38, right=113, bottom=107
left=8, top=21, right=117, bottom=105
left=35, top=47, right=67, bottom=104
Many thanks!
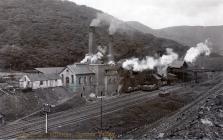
left=79, top=77, right=81, bottom=84
left=24, top=77, right=26, bottom=81
left=66, top=69, right=69, bottom=72
left=84, top=77, right=87, bottom=84
left=40, top=81, right=43, bottom=85
left=66, top=77, right=69, bottom=84
left=89, top=76, right=92, bottom=83
left=61, top=74, right=64, bottom=82
left=71, top=75, right=74, bottom=84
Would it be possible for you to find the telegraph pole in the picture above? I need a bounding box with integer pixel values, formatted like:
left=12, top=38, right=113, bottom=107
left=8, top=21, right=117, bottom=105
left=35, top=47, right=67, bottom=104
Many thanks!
left=45, top=112, right=48, bottom=134
left=100, top=91, right=103, bottom=130
left=42, top=104, right=54, bottom=134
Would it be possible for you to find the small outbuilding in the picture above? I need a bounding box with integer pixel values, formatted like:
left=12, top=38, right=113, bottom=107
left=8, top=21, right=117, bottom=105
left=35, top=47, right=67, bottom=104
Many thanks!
left=19, top=73, right=62, bottom=89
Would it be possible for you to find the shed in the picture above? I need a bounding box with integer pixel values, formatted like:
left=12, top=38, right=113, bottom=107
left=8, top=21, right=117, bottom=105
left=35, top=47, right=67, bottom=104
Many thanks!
left=19, top=73, right=63, bottom=89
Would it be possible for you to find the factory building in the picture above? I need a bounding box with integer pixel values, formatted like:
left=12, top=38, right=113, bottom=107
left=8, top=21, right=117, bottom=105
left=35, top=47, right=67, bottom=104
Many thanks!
left=59, top=63, right=119, bottom=96
left=60, top=25, right=119, bottom=96
left=90, top=64, right=119, bottom=96
left=18, top=25, right=119, bottom=96
left=59, top=63, right=95, bottom=96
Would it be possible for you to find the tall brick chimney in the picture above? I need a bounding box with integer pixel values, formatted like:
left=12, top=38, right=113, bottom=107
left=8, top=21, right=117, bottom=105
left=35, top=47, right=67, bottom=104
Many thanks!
left=108, top=34, right=114, bottom=62
left=88, top=26, right=95, bottom=55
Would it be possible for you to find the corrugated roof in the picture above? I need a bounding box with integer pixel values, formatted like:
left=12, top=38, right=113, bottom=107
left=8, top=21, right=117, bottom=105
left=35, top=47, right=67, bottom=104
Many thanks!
left=169, top=60, right=185, bottom=68
left=67, top=64, right=95, bottom=75
left=26, top=73, right=61, bottom=82
left=35, top=67, right=65, bottom=74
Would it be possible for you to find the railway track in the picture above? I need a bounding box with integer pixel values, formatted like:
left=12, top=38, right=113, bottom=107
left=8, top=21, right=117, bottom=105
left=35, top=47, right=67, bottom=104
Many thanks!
left=2, top=85, right=180, bottom=130
left=120, top=73, right=223, bottom=139
left=0, top=91, right=159, bottom=138
left=136, top=78, right=223, bottom=138
left=0, top=86, right=181, bottom=139
left=1, top=90, right=150, bottom=130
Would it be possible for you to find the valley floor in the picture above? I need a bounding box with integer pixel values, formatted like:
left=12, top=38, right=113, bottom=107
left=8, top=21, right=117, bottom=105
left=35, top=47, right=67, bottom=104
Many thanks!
left=0, top=73, right=222, bottom=139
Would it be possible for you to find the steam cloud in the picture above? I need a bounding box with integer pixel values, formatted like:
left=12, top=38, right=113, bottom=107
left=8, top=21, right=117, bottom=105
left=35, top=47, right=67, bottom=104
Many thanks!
left=108, top=60, right=115, bottom=65
left=184, top=40, right=211, bottom=63
left=90, top=13, right=123, bottom=35
left=80, top=52, right=103, bottom=64
left=81, top=45, right=107, bottom=64
left=122, top=48, right=178, bottom=73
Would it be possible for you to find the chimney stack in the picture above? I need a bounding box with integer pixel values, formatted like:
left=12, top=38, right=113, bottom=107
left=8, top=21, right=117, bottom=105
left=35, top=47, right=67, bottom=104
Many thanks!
left=88, top=26, right=95, bottom=55
left=108, top=34, right=114, bottom=63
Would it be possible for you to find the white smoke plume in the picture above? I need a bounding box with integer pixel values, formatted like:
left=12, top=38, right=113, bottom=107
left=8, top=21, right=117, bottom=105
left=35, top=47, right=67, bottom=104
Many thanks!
left=80, top=52, right=103, bottom=64
left=81, top=45, right=106, bottom=64
left=97, top=45, right=107, bottom=55
left=90, top=13, right=123, bottom=35
left=108, top=60, right=115, bottom=65
left=122, top=48, right=178, bottom=73
left=184, top=40, right=211, bottom=63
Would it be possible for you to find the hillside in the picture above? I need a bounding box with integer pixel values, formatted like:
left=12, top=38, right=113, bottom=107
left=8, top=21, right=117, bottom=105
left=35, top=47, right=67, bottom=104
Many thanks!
left=0, top=0, right=188, bottom=70
left=126, top=21, right=223, bottom=55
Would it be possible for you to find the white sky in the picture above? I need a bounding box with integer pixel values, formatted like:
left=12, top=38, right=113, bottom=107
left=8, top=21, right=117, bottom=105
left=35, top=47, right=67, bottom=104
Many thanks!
left=69, top=0, right=223, bottom=29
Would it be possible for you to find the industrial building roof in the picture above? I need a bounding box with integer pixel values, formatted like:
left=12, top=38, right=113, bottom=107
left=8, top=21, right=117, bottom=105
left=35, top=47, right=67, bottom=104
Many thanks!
left=25, top=73, right=61, bottom=82
left=67, top=64, right=95, bottom=75
left=169, top=60, right=186, bottom=68
left=35, top=67, right=65, bottom=74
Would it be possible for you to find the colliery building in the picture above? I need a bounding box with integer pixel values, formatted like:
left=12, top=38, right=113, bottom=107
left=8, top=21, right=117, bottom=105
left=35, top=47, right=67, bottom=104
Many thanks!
left=59, top=25, right=119, bottom=96
left=60, top=63, right=95, bottom=96
left=18, top=25, right=119, bottom=97
left=60, top=63, right=119, bottom=96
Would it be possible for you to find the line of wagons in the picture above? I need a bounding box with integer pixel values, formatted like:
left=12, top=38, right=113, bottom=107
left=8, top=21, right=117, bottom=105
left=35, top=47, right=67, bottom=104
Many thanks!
left=125, top=84, right=170, bottom=97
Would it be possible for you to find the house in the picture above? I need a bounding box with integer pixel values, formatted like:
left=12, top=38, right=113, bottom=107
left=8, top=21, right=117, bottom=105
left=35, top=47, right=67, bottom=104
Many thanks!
left=35, top=67, right=64, bottom=74
left=19, top=73, right=62, bottom=89
left=60, top=63, right=95, bottom=96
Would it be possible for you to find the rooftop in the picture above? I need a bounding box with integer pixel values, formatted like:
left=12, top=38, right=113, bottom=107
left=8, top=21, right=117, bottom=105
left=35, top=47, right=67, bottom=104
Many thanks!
left=67, top=64, right=95, bottom=75
left=35, top=67, right=65, bottom=74
left=25, top=73, right=61, bottom=82
left=169, top=60, right=186, bottom=68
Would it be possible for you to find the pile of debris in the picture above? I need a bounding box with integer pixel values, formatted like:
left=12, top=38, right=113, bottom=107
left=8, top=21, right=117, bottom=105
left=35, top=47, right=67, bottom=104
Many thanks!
left=166, top=94, right=223, bottom=139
